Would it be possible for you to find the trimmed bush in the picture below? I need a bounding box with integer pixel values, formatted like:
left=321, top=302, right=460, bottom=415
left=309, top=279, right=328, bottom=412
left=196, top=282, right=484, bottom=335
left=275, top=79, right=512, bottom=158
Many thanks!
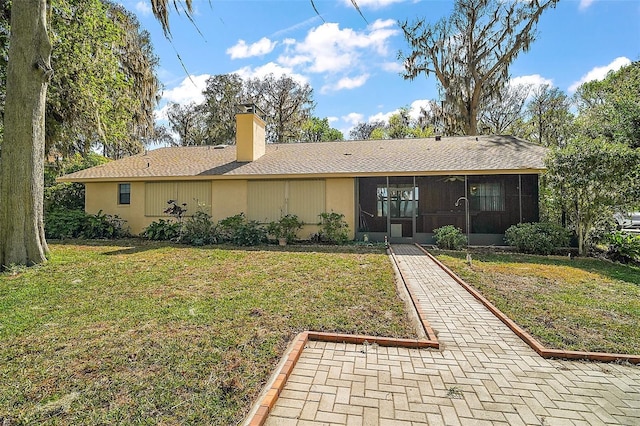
left=433, top=225, right=467, bottom=250
left=45, top=210, right=128, bottom=239
left=45, top=210, right=87, bottom=239
left=505, top=222, right=570, bottom=255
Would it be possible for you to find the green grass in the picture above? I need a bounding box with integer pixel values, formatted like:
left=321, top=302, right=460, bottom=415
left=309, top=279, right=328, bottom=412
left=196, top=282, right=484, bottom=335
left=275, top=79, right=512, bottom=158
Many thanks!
left=0, top=240, right=415, bottom=425
left=432, top=250, right=640, bottom=355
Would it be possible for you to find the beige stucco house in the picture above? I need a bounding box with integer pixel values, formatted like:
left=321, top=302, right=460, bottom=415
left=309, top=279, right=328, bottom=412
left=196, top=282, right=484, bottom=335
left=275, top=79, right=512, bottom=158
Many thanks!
left=59, top=106, right=548, bottom=244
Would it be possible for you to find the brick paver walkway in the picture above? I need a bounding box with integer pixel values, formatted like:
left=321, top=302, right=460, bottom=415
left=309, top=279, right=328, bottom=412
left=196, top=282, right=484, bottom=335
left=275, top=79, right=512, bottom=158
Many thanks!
left=261, top=245, right=640, bottom=425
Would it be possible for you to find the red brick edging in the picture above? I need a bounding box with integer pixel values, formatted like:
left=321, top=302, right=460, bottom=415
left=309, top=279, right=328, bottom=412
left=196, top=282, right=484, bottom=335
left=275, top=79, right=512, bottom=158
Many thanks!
left=388, top=245, right=440, bottom=343
left=247, top=330, right=439, bottom=425
left=414, top=243, right=640, bottom=365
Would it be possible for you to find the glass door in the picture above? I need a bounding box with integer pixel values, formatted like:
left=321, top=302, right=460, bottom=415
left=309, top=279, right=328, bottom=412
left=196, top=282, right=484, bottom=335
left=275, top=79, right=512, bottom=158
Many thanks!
left=387, top=177, right=417, bottom=241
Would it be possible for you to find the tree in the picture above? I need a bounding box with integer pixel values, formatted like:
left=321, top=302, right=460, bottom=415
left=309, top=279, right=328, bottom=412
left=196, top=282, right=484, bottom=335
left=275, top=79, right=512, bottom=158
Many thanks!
left=106, top=3, right=161, bottom=157
left=575, top=61, right=640, bottom=148
left=525, top=84, right=573, bottom=147
left=201, top=74, right=245, bottom=145
left=0, top=0, right=51, bottom=266
left=349, top=120, right=385, bottom=140
left=0, top=0, right=172, bottom=267
left=545, top=137, right=640, bottom=255
left=354, top=107, right=434, bottom=140
left=1, top=0, right=160, bottom=159
left=400, top=0, right=558, bottom=135
left=166, top=102, right=208, bottom=146
left=479, top=83, right=530, bottom=135
left=245, top=74, right=315, bottom=143
left=300, top=117, right=343, bottom=143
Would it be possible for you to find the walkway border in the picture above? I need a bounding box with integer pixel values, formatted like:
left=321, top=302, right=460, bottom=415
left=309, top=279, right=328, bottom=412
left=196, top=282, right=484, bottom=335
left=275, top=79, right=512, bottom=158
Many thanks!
left=415, top=243, right=640, bottom=364
left=245, top=246, right=441, bottom=426
left=388, top=245, right=439, bottom=342
left=246, top=331, right=439, bottom=426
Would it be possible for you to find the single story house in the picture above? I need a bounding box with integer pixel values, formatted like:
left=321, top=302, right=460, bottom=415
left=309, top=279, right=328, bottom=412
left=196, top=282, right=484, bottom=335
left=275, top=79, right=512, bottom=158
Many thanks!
left=59, top=105, right=548, bottom=244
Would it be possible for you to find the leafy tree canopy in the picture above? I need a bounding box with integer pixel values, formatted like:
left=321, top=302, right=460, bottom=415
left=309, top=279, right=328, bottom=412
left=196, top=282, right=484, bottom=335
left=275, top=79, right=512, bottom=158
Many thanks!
left=0, top=0, right=160, bottom=159
left=400, top=0, right=558, bottom=135
left=575, top=61, right=640, bottom=148
left=300, top=117, right=343, bottom=143
left=545, top=136, right=640, bottom=254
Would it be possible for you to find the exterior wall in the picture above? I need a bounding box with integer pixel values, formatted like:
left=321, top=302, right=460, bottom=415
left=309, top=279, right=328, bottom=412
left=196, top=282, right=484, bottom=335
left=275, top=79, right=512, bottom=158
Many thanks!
left=211, top=180, right=248, bottom=221
left=85, top=181, right=148, bottom=235
left=325, top=178, right=356, bottom=240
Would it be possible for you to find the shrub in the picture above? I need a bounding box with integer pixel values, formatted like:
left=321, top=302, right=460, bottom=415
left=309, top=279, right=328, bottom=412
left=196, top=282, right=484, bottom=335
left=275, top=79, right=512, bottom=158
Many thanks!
left=317, top=212, right=350, bottom=244
left=83, top=210, right=128, bottom=238
left=45, top=210, right=87, bottom=239
left=218, top=213, right=266, bottom=246
left=505, top=222, right=570, bottom=255
left=433, top=225, right=467, bottom=250
left=182, top=211, right=218, bottom=246
left=267, top=214, right=304, bottom=243
left=45, top=209, right=128, bottom=239
left=606, top=231, right=640, bottom=263
left=44, top=182, right=85, bottom=213
left=142, top=219, right=181, bottom=241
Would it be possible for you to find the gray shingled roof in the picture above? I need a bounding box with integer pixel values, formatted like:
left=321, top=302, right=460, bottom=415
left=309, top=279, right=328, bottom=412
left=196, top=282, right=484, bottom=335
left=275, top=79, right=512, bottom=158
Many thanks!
left=59, top=135, right=547, bottom=182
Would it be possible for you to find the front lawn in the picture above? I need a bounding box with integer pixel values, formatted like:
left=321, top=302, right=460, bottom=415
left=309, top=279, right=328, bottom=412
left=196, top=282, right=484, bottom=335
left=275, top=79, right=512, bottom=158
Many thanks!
left=433, top=250, right=640, bottom=355
left=0, top=241, right=414, bottom=425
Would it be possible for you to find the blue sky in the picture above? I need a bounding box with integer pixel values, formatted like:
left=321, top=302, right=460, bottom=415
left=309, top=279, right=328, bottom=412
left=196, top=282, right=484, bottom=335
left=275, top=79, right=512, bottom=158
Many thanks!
left=119, top=0, right=640, bottom=139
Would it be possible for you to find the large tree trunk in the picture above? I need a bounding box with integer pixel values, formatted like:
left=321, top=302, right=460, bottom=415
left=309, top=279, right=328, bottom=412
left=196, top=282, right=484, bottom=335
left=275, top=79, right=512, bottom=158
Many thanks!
left=0, top=0, right=51, bottom=267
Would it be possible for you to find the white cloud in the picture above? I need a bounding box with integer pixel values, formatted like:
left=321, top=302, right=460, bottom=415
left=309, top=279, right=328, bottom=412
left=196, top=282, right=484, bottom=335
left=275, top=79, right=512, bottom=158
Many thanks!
left=227, top=37, right=277, bottom=59
left=509, top=74, right=554, bottom=90
left=233, top=62, right=309, bottom=85
left=321, top=74, right=370, bottom=93
left=381, top=61, right=404, bottom=73
left=579, top=0, right=595, bottom=11
left=162, top=74, right=210, bottom=105
left=342, top=112, right=365, bottom=126
left=135, top=1, right=152, bottom=16
left=341, top=0, right=408, bottom=9
left=154, top=74, right=210, bottom=121
left=358, top=100, right=430, bottom=125
left=568, top=56, right=631, bottom=92
left=327, top=116, right=339, bottom=124
left=368, top=110, right=398, bottom=123
left=407, top=99, right=431, bottom=121
left=279, top=19, right=399, bottom=74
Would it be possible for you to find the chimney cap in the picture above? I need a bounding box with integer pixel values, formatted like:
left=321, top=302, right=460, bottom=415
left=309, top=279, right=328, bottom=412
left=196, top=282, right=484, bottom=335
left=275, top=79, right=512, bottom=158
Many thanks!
left=237, top=103, right=266, bottom=120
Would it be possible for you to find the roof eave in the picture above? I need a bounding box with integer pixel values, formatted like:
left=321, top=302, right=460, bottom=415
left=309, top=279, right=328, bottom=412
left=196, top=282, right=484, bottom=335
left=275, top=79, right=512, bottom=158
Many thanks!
left=57, top=167, right=546, bottom=183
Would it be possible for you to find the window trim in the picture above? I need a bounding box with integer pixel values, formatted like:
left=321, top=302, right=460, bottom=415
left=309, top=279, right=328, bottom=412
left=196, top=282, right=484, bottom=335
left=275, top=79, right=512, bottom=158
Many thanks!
left=118, top=183, right=131, bottom=205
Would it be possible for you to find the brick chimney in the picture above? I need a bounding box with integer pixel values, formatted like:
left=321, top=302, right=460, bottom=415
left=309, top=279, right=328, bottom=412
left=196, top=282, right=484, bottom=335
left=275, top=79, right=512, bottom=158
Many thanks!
left=236, top=104, right=266, bottom=162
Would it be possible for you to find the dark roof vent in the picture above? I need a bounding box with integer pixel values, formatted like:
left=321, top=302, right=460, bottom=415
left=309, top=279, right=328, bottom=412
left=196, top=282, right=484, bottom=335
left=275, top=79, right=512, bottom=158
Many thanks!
left=213, top=145, right=227, bottom=150
left=435, top=135, right=442, bottom=141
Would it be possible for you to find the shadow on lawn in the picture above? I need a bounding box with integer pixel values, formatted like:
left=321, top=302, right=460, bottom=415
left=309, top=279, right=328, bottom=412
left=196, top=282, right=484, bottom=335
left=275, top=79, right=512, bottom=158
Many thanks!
left=440, top=249, right=640, bottom=287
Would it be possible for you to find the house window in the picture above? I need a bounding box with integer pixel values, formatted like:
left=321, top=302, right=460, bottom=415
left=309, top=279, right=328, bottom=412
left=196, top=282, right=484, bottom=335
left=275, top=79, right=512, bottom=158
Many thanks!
left=470, top=183, right=504, bottom=211
left=118, top=183, right=131, bottom=205
left=377, top=185, right=418, bottom=218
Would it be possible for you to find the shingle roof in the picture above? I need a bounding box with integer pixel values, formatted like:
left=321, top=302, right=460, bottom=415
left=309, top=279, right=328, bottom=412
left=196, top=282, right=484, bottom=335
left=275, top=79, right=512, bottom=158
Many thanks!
left=59, top=135, right=547, bottom=182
